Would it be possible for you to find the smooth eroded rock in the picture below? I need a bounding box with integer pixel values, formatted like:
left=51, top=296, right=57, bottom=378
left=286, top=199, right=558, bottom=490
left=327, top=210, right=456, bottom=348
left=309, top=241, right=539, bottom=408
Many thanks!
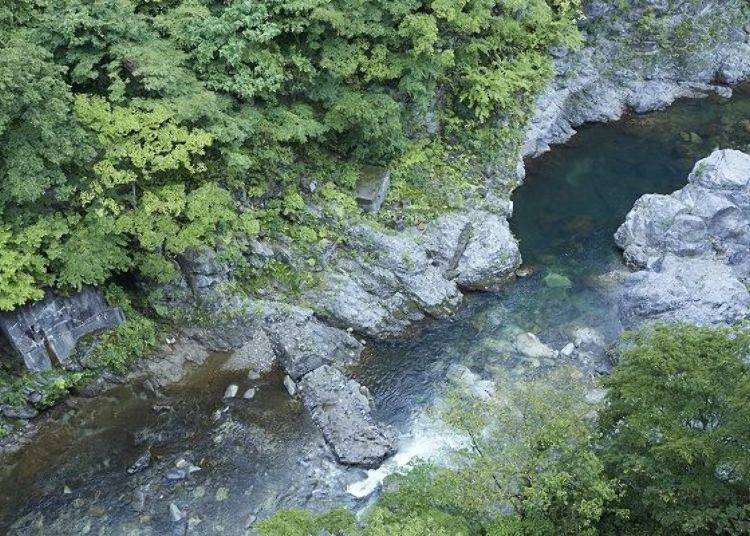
left=298, top=365, right=395, bottom=468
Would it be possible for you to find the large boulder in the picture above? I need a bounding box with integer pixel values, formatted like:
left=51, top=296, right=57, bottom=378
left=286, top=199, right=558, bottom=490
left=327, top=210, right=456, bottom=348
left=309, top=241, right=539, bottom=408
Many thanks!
left=423, top=210, right=521, bottom=290
left=264, top=313, right=362, bottom=381
left=615, top=150, right=750, bottom=328
left=298, top=365, right=395, bottom=468
left=615, top=150, right=750, bottom=268
left=619, top=255, right=750, bottom=328
left=309, top=224, right=463, bottom=338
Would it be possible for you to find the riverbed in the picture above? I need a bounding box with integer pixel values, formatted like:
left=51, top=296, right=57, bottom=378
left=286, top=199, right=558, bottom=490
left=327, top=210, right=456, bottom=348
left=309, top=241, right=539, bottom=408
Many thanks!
left=2, top=86, right=749, bottom=535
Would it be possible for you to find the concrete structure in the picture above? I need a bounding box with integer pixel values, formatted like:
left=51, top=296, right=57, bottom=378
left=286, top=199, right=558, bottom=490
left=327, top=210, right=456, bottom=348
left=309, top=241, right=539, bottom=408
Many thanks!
left=0, top=287, right=124, bottom=371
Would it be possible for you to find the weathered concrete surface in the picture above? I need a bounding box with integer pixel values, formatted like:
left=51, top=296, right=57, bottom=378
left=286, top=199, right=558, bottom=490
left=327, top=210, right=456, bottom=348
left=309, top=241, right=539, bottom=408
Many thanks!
left=0, top=288, right=124, bottom=372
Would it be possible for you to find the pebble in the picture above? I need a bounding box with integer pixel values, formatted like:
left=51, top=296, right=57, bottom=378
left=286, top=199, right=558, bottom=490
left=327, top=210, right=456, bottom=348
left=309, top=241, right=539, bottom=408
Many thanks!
left=283, top=375, right=297, bottom=397
left=126, top=449, right=151, bottom=475
left=166, top=468, right=188, bottom=480
left=169, top=502, right=185, bottom=522
left=242, top=387, right=256, bottom=400
left=560, top=342, right=576, bottom=358
left=132, top=490, right=146, bottom=512
left=215, top=487, right=230, bottom=501
left=223, top=384, right=239, bottom=398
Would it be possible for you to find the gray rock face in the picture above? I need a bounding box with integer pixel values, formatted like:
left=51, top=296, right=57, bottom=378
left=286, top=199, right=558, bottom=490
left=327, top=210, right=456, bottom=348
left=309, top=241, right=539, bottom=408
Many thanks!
left=176, top=247, right=232, bottom=305
left=309, top=224, right=463, bottom=338
left=265, top=312, right=362, bottom=381
left=423, top=210, right=521, bottom=291
left=355, top=166, right=391, bottom=213
left=299, top=365, right=395, bottom=468
left=0, top=287, right=124, bottom=372
left=616, top=150, right=750, bottom=268
left=619, top=255, right=750, bottom=328
left=309, top=212, right=521, bottom=338
left=524, top=2, right=750, bottom=156
left=616, top=150, right=750, bottom=327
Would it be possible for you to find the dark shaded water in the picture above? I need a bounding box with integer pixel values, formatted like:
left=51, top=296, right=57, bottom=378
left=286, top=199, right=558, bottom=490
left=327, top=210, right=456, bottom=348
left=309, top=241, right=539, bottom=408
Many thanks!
left=2, top=86, right=750, bottom=534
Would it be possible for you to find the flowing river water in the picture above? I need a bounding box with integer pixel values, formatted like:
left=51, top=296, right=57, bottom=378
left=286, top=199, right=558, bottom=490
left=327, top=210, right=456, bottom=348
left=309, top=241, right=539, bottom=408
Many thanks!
left=2, top=86, right=750, bottom=535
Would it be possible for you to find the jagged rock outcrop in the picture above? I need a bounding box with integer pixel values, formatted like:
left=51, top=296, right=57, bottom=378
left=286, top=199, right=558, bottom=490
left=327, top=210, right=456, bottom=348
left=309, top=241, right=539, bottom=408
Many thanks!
left=0, top=288, right=124, bottom=372
left=299, top=365, right=395, bottom=468
left=615, top=149, right=750, bottom=327
left=525, top=1, right=750, bottom=156
left=309, top=215, right=520, bottom=338
left=422, top=210, right=521, bottom=291
left=308, top=225, right=464, bottom=338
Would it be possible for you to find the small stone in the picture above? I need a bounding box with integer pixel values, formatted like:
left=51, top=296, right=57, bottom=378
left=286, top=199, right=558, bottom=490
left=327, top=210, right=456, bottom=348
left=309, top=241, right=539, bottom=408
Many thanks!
left=133, top=490, right=146, bottom=512
left=515, top=265, right=535, bottom=278
left=166, top=468, right=188, bottom=480
left=585, top=388, right=607, bottom=405
left=127, top=449, right=151, bottom=475
left=63, top=485, right=72, bottom=495
left=188, top=464, right=202, bottom=474
left=242, top=387, right=256, bottom=400
left=223, top=384, right=239, bottom=398
left=283, top=375, right=297, bottom=397
left=169, top=502, right=185, bottom=522
left=560, top=343, right=576, bottom=358
left=215, top=487, right=230, bottom=501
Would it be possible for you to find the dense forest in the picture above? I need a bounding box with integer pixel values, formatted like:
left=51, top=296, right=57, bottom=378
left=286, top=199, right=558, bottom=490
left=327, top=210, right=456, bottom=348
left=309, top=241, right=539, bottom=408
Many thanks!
left=1, top=0, right=581, bottom=310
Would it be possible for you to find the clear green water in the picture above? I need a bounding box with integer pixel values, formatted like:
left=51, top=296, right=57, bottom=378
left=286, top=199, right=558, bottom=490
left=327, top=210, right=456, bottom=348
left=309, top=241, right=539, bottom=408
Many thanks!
left=2, top=86, right=750, bottom=534
left=361, top=85, right=750, bottom=425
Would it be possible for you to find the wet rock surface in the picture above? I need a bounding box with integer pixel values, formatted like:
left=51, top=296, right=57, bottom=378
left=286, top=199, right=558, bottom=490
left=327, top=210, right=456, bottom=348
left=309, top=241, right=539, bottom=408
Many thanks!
left=616, top=150, right=750, bottom=327
left=299, top=365, right=396, bottom=468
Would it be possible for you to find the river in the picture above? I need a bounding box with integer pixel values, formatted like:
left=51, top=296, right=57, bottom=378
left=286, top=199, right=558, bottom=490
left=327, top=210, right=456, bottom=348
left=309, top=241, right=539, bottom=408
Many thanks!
left=2, top=86, right=749, bottom=535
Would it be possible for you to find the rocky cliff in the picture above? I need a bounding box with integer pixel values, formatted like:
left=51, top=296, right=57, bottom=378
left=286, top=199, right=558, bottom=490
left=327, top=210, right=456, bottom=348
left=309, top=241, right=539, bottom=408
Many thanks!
left=525, top=0, right=750, bottom=156
left=616, top=149, right=750, bottom=327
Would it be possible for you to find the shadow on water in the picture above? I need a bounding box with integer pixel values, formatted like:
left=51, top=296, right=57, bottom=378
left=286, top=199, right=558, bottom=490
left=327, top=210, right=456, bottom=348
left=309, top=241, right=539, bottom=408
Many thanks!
left=1, top=85, right=750, bottom=533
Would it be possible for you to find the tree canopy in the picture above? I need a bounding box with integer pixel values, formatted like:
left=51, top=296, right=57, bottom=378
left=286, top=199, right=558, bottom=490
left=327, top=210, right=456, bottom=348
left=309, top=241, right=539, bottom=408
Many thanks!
left=0, top=0, right=581, bottom=310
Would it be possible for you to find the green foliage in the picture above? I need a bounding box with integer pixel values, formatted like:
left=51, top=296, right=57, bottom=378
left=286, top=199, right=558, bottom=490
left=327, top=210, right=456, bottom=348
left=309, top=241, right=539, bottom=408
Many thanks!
left=256, top=507, right=356, bottom=536
left=600, top=324, right=750, bottom=535
left=0, top=0, right=582, bottom=310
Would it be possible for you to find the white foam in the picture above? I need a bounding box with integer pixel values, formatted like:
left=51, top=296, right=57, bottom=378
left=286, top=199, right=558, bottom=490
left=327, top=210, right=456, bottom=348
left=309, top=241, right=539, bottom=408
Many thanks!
left=346, top=413, right=469, bottom=498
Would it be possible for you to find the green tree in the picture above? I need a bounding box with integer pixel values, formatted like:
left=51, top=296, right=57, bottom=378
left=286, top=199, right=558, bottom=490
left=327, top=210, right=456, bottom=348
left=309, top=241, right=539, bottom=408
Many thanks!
left=600, top=324, right=750, bottom=535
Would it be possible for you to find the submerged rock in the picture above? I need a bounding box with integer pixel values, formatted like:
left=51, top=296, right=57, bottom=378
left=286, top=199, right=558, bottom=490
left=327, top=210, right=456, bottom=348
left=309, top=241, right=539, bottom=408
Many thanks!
left=298, top=365, right=395, bottom=468
left=513, top=332, right=557, bottom=359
